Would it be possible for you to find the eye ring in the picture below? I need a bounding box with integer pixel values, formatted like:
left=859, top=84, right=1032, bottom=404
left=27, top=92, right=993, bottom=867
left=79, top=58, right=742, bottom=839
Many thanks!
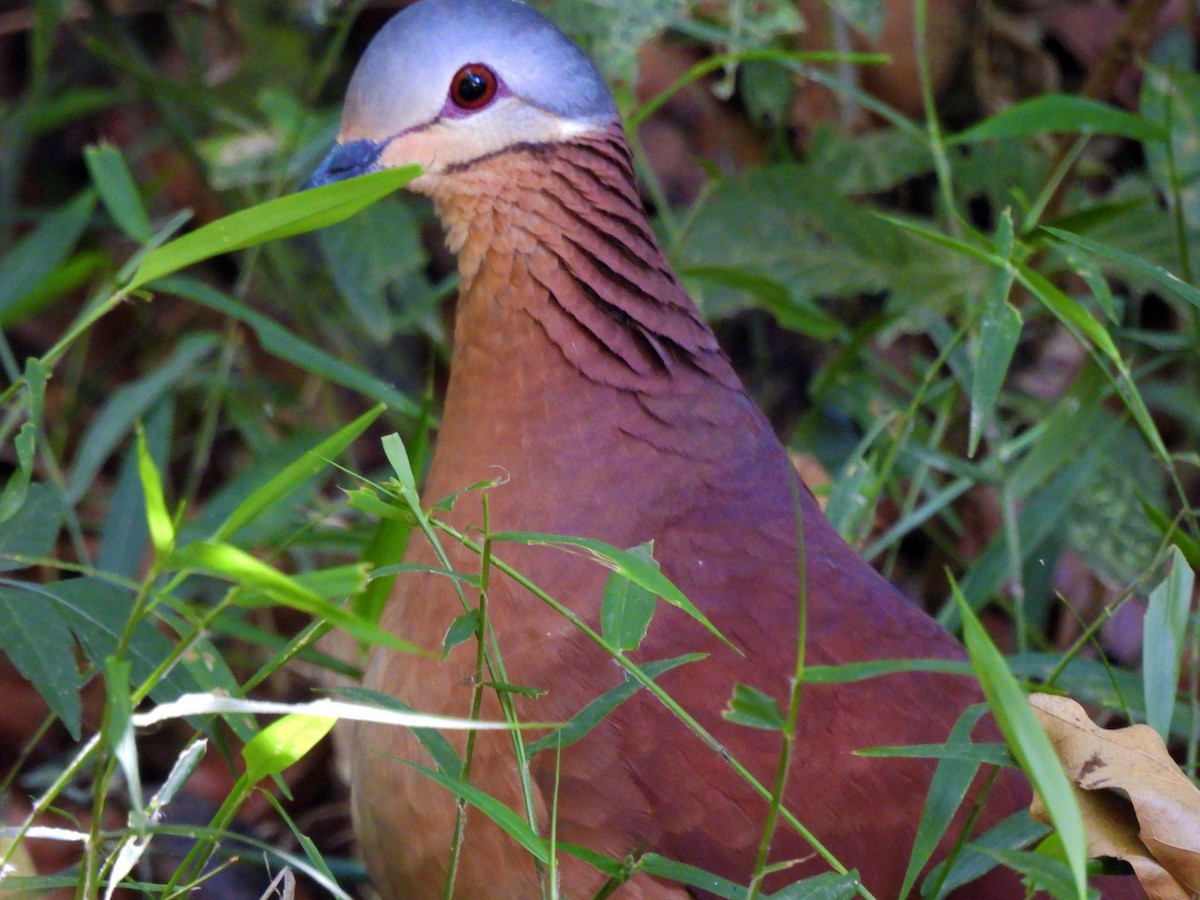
left=450, top=64, right=498, bottom=110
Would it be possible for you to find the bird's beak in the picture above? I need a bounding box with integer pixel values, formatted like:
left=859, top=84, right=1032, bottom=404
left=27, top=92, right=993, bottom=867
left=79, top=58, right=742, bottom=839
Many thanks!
left=303, top=138, right=387, bottom=189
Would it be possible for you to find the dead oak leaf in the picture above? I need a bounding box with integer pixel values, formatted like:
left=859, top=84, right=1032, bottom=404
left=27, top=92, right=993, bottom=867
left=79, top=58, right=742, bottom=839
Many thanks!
left=1029, top=692, right=1200, bottom=899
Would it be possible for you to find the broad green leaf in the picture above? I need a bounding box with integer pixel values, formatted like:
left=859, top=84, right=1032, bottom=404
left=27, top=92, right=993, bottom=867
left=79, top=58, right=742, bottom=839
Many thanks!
left=952, top=95, right=1167, bottom=144
left=127, top=164, right=421, bottom=290
left=243, top=714, right=336, bottom=783
left=723, top=683, right=784, bottom=730
left=955, top=585, right=1087, bottom=900
left=84, top=143, right=152, bottom=242
left=491, top=532, right=733, bottom=650
left=43, top=577, right=196, bottom=702
left=212, top=404, right=384, bottom=541
left=0, top=483, right=65, bottom=571
left=525, top=654, right=702, bottom=755
left=0, top=191, right=96, bottom=326
left=0, top=581, right=81, bottom=738
left=1143, top=547, right=1194, bottom=740
left=317, top=197, right=427, bottom=340
left=163, top=277, right=421, bottom=418
left=601, top=541, right=658, bottom=651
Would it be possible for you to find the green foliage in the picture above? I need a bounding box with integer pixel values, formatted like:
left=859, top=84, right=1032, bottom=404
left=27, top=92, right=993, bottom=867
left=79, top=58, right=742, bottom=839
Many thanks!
left=0, top=1, right=1197, bottom=898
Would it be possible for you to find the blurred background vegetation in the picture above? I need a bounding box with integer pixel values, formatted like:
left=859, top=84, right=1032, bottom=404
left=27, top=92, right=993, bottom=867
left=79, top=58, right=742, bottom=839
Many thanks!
left=0, top=0, right=1197, bottom=896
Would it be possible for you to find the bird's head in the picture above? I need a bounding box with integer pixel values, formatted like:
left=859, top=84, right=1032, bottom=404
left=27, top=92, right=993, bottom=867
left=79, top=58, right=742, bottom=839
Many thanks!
left=305, top=0, right=619, bottom=192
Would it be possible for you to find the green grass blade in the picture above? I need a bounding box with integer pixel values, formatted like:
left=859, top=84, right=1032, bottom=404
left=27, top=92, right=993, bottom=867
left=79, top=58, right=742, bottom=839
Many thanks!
left=953, top=583, right=1088, bottom=900
left=951, top=95, right=1167, bottom=144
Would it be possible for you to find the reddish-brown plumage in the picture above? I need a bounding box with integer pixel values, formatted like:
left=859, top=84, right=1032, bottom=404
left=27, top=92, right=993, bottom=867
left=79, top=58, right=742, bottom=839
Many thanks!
left=350, top=126, right=1049, bottom=898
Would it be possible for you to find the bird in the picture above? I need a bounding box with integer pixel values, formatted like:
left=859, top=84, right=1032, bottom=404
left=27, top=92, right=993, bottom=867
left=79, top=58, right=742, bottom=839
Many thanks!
left=303, top=2, right=1133, bottom=898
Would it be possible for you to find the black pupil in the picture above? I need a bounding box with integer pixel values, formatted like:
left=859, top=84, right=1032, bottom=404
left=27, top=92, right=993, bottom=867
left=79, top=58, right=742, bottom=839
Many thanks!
left=457, top=70, right=489, bottom=103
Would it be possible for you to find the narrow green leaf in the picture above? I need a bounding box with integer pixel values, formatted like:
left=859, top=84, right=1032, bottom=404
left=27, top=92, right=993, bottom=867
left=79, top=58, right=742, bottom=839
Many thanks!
left=855, top=742, right=1013, bottom=767
left=954, top=584, right=1087, bottom=900
left=405, top=760, right=549, bottom=862
left=0, top=191, right=96, bottom=325
left=525, top=654, right=702, bottom=755
left=242, top=714, right=336, bottom=783
left=381, top=432, right=417, bottom=495
left=983, top=847, right=1095, bottom=900
left=723, top=683, right=785, bottom=730
left=213, top=404, right=384, bottom=541
left=84, top=143, right=153, bottom=243
left=639, top=853, right=748, bottom=899
left=969, top=245, right=1022, bottom=456
left=492, top=531, right=735, bottom=651
left=1142, top=500, right=1200, bottom=570
left=802, top=658, right=974, bottom=683
left=335, top=687, right=463, bottom=778
left=952, top=95, right=1167, bottom=144
left=897, top=705, right=988, bottom=899
left=136, top=425, right=174, bottom=558
left=128, top=165, right=421, bottom=290
left=1143, top=548, right=1194, bottom=740
left=922, top=811, right=1050, bottom=897
left=103, top=657, right=146, bottom=825
left=1015, top=265, right=1119, bottom=360
left=764, top=870, right=861, bottom=899
left=601, top=541, right=657, bottom=651
left=1043, top=226, right=1200, bottom=313
left=168, top=540, right=418, bottom=654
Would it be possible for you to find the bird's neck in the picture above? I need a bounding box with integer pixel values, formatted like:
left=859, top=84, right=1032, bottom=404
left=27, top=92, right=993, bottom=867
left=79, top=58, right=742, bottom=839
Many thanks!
left=426, top=126, right=738, bottom=388
left=417, top=125, right=779, bottom=516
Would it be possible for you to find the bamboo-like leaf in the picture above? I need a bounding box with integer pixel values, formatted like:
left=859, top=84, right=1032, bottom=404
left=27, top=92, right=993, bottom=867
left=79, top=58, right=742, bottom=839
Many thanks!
left=212, top=404, right=383, bottom=541
left=952, top=95, right=1167, bottom=144
left=954, top=584, right=1088, bottom=900
left=127, top=165, right=420, bottom=290
left=135, top=426, right=174, bottom=558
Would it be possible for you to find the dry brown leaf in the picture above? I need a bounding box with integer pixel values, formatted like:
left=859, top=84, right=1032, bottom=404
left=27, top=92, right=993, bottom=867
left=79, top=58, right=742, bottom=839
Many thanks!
left=1030, top=693, right=1200, bottom=899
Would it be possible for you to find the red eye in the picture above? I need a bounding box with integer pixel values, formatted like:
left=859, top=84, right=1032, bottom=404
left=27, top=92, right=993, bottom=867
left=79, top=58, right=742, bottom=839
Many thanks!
left=450, top=64, right=498, bottom=110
